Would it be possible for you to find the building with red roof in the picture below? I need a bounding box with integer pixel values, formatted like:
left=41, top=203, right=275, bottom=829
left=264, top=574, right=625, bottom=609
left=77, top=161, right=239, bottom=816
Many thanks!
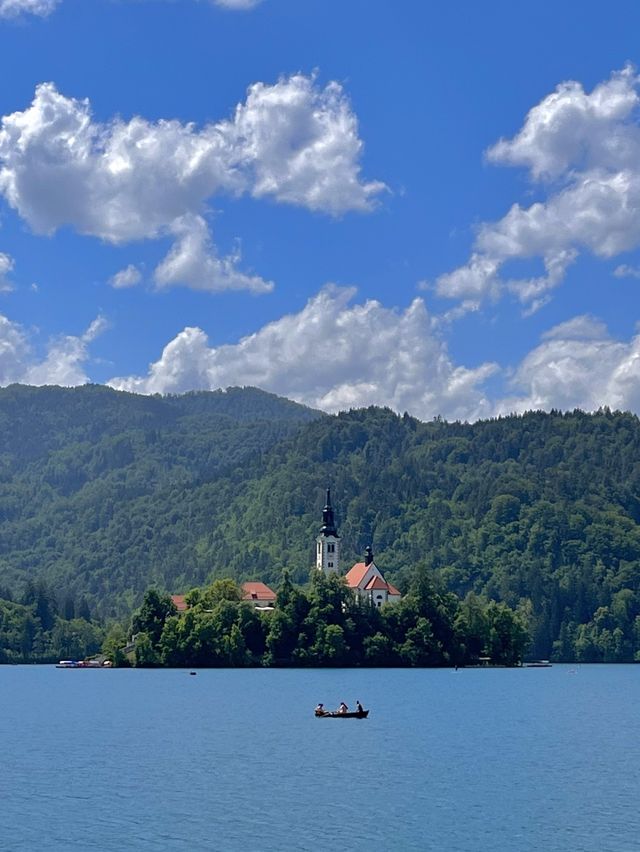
left=242, top=581, right=277, bottom=610
left=171, top=594, right=188, bottom=612
left=344, top=545, right=402, bottom=607
left=314, top=491, right=401, bottom=607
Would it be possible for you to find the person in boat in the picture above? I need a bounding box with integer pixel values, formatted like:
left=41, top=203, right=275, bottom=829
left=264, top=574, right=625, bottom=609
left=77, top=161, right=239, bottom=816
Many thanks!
left=338, top=701, right=348, bottom=714
left=356, top=700, right=364, bottom=714
left=315, top=703, right=325, bottom=714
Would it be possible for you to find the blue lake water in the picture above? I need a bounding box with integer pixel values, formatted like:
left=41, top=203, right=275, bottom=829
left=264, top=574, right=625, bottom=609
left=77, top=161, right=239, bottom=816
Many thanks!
left=1, top=665, right=639, bottom=851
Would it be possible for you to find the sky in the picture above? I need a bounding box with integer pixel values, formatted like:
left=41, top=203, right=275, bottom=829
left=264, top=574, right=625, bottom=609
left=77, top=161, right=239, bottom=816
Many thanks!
left=1, top=0, right=640, bottom=421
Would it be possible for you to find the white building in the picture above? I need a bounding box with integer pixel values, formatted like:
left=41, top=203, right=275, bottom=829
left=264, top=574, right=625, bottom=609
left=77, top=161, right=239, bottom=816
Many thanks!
left=315, top=491, right=401, bottom=606
left=345, top=546, right=402, bottom=607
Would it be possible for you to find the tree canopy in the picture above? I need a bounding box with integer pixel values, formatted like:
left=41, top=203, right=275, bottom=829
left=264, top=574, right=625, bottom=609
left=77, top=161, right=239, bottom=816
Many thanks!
left=126, top=574, right=529, bottom=668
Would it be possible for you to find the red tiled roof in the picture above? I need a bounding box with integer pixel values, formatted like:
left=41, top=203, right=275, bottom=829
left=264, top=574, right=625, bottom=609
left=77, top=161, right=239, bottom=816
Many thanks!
left=364, top=575, right=389, bottom=591
left=386, top=582, right=401, bottom=596
left=345, top=563, right=370, bottom=588
left=242, top=582, right=276, bottom=602
left=171, top=595, right=188, bottom=612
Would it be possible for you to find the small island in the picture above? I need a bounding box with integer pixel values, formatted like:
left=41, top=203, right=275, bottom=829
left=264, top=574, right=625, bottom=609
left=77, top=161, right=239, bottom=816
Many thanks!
left=116, top=492, right=528, bottom=668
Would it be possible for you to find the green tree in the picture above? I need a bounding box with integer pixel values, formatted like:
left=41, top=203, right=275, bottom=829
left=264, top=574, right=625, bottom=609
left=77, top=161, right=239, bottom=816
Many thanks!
left=102, top=623, right=130, bottom=667
left=132, top=589, right=176, bottom=649
left=485, top=602, right=529, bottom=665
left=134, top=632, right=159, bottom=667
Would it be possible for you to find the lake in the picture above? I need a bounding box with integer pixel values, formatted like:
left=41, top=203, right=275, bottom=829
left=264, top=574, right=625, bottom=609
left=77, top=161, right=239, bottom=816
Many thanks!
left=1, top=665, right=638, bottom=851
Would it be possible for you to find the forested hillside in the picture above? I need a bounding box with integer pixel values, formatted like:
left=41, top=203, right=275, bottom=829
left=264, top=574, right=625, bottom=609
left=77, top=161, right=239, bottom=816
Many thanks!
left=1, top=385, right=640, bottom=661
left=203, top=406, right=640, bottom=662
left=0, top=384, right=322, bottom=613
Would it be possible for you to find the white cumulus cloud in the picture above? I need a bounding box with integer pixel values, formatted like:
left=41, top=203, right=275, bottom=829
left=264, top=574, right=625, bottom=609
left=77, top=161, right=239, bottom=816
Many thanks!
left=0, top=76, right=383, bottom=293
left=613, top=263, right=640, bottom=279
left=437, top=66, right=640, bottom=310
left=154, top=214, right=272, bottom=294
left=107, top=285, right=497, bottom=421
left=497, top=315, right=640, bottom=415
left=228, top=76, right=385, bottom=214
left=0, top=0, right=58, bottom=18
left=109, top=264, right=142, bottom=290
left=211, top=0, right=262, bottom=8
left=0, top=251, right=14, bottom=291
left=0, top=314, right=30, bottom=382
left=0, top=313, right=105, bottom=386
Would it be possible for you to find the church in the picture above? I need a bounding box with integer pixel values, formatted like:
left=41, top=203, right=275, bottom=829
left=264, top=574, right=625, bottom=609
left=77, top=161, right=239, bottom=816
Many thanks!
left=316, top=489, right=401, bottom=607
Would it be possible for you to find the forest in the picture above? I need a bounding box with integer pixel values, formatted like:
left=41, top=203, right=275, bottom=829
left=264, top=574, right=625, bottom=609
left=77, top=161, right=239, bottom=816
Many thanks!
left=0, top=580, right=103, bottom=664
left=1, top=383, right=640, bottom=663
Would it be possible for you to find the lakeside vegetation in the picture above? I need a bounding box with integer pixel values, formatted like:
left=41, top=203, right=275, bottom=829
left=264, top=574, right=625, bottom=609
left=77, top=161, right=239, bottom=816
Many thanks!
left=0, top=582, right=103, bottom=664
left=1, top=385, right=640, bottom=663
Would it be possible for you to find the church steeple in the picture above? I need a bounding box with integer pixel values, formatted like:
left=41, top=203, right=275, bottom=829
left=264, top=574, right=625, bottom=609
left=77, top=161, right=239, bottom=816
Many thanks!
left=320, top=487, right=337, bottom=537
left=316, top=487, right=340, bottom=574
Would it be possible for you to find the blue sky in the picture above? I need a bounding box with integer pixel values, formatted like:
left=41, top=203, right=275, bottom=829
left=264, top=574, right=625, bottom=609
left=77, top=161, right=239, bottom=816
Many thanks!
left=1, top=0, right=640, bottom=420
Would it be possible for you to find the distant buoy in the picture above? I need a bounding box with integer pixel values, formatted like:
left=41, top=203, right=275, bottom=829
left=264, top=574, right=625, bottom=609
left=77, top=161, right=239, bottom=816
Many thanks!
left=189, top=671, right=197, bottom=676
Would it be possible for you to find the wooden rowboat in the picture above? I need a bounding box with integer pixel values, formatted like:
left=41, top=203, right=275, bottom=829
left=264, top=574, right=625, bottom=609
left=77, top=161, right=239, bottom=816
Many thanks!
left=315, top=709, right=369, bottom=718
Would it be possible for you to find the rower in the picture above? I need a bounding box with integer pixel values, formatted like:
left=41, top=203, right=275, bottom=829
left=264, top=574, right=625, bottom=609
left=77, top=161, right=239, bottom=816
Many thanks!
left=356, top=700, right=364, bottom=714
left=338, top=701, right=348, bottom=714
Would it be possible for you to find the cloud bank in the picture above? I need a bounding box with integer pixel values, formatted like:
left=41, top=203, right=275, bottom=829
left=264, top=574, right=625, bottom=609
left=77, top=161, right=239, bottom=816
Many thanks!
left=0, top=291, right=639, bottom=421
left=104, top=303, right=640, bottom=419
left=101, top=288, right=640, bottom=419
left=108, top=286, right=497, bottom=422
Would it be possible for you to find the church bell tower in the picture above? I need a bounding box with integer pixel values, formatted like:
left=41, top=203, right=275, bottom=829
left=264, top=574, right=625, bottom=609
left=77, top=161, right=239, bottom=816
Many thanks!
left=316, top=488, right=340, bottom=574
